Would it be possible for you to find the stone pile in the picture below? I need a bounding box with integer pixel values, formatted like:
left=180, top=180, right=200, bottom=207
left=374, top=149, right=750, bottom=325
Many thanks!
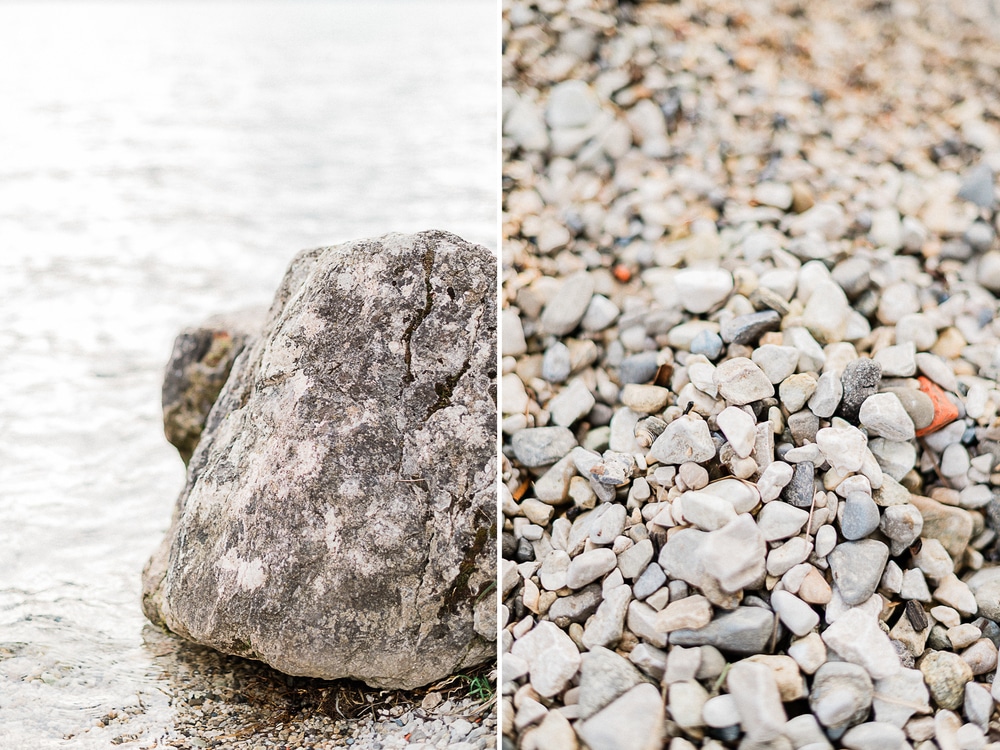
left=501, top=0, right=1000, bottom=748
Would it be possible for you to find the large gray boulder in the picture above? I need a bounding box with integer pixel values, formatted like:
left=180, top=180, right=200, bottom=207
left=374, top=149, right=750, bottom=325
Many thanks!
left=142, top=230, right=497, bottom=689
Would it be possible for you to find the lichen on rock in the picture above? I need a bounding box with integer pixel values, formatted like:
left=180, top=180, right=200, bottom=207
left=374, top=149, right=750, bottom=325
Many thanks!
left=143, top=230, right=496, bottom=690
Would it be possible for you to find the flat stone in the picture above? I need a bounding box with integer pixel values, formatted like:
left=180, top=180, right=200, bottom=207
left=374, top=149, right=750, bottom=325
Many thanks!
left=566, top=548, right=618, bottom=589
left=632, top=561, right=666, bottom=600
left=808, top=370, right=843, bottom=418
left=720, top=310, right=781, bottom=345
left=771, top=589, right=819, bottom=636
left=617, top=539, right=653, bottom=580
left=840, top=491, right=881, bottom=541
left=809, top=662, right=874, bottom=730
left=779, top=373, right=819, bottom=413
left=654, top=595, right=713, bottom=633
left=714, top=357, right=774, bottom=405
left=767, top=536, right=814, bottom=577
left=716, top=406, right=757, bottom=459
left=669, top=606, right=775, bottom=654
left=513, top=426, right=578, bottom=467
left=828, top=540, right=889, bottom=606
left=757, top=502, right=809, bottom=541
left=626, top=600, right=668, bottom=648
left=668, top=680, right=709, bottom=730
left=619, top=351, right=660, bottom=385
left=548, top=584, right=604, bottom=628
left=675, top=268, right=733, bottom=314
left=840, top=722, right=907, bottom=750
left=679, top=489, right=737, bottom=531
left=511, top=621, right=582, bottom=698
left=648, top=415, right=716, bottom=465
left=872, top=668, right=931, bottom=727
left=701, top=514, right=768, bottom=592
left=752, top=345, right=800, bottom=384
left=549, top=378, right=596, bottom=427
left=837, top=358, right=882, bottom=423
left=783, top=327, right=826, bottom=372
left=915, top=352, right=959, bottom=393
left=919, top=650, right=973, bottom=710
left=689, top=329, right=724, bottom=359
left=582, top=584, right=632, bottom=649
left=821, top=607, right=901, bottom=680
left=726, top=660, right=788, bottom=743
left=620, top=384, right=670, bottom=414
left=940, top=443, right=971, bottom=478
left=582, top=294, right=620, bottom=332
left=539, top=550, right=571, bottom=591
left=874, top=342, right=917, bottom=377
left=576, top=646, right=646, bottom=720
left=899, top=568, right=933, bottom=602
left=870, top=444, right=916, bottom=487
left=787, top=632, right=827, bottom=674
left=859, top=393, right=916, bottom=441
left=540, top=270, right=595, bottom=336
left=577, top=683, right=664, bottom=750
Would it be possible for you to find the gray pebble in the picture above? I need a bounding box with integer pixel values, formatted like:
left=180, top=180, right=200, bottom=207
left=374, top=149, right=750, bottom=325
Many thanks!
left=883, top=387, right=934, bottom=431
left=828, top=540, right=889, bottom=606
left=720, top=310, right=781, bottom=345
left=840, top=491, right=880, bottom=541
left=689, top=329, right=723, bottom=359
left=837, top=358, right=881, bottom=423
left=957, top=162, right=996, bottom=210
left=541, top=342, right=572, bottom=383
left=669, top=606, right=775, bottom=654
left=540, top=270, right=594, bottom=335
left=781, top=461, right=815, bottom=508
left=512, top=426, right=578, bottom=467
left=618, top=351, right=660, bottom=385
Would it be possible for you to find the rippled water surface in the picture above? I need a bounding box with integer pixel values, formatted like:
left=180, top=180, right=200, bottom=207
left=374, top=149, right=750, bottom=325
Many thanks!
left=0, top=2, right=496, bottom=746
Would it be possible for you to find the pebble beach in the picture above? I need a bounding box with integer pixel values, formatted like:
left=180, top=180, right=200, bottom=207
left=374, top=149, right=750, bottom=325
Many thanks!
left=501, top=0, right=1000, bottom=748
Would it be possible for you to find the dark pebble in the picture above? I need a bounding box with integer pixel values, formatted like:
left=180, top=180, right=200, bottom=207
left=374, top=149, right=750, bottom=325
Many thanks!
left=837, top=358, right=882, bottom=423
left=782, top=461, right=815, bottom=508
left=619, top=351, right=660, bottom=384
left=720, top=310, right=782, bottom=345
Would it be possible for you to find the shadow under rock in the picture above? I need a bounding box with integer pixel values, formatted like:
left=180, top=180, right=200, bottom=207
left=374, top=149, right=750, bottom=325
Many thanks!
left=139, top=624, right=495, bottom=747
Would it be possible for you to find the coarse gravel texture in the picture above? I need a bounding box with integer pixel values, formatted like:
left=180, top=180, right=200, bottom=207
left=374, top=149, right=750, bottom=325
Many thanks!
left=502, top=0, right=1000, bottom=748
left=76, top=628, right=496, bottom=749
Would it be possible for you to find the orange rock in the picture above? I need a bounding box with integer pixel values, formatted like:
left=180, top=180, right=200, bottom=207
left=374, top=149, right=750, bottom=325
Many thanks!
left=613, top=264, right=632, bottom=283
left=915, top=376, right=959, bottom=437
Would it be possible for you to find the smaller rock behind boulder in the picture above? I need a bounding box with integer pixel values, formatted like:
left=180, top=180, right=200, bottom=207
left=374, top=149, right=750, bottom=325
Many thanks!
left=162, top=308, right=265, bottom=463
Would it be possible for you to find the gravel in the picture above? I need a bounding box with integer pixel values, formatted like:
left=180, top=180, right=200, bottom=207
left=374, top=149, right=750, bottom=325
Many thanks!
left=502, top=0, right=1000, bottom=746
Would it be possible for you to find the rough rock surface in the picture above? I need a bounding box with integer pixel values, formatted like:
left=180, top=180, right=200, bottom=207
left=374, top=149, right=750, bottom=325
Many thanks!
left=162, top=309, right=265, bottom=463
left=143, top=231, right=496, bottom=689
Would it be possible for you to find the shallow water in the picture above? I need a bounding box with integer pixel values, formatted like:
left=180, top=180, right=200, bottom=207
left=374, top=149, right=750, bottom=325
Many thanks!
left=0, top=2, right=496, bottom=746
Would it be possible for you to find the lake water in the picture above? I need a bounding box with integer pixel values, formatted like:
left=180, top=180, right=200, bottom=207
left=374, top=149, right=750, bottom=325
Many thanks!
left=0, top=2, right=496, bottom=746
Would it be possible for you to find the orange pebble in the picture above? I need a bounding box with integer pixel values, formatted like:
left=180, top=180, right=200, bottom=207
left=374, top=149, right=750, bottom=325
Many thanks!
left=915, top=376, right=959, bottom=437
left=613, top=264, right=632, bottom=283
